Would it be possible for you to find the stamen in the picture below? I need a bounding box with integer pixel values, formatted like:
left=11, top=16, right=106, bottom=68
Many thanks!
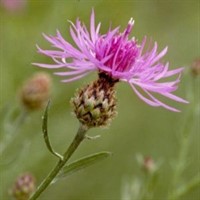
left=62, top=57, right=66, bottom=63
left=124, top=18, right=134, bottom=37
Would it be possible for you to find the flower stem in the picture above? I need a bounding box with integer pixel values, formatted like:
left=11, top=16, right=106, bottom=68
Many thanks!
left=29, top=124, right=88, bottom=200
left=0, top=108, right=28, bottom=155
left=169, top=175, right=200, bottom=200
left=168, top=76, right=198, bottom=200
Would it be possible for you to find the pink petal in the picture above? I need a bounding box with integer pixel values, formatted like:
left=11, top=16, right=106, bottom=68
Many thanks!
left=144, top=89, right=181, bottom=112
left=54, top=70, right=88, bottom=76
left=61, top=72, right=89, bottom=83
left=129, top=83, right=160, bottom=107
left=160, top=92, right=189, bottom=103
left=33, top=63, right=65, bottom=69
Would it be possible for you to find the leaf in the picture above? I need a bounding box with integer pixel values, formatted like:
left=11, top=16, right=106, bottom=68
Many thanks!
left=54, top=151, right=112, bottom=182
left=42, top=100, right=63, bottom=160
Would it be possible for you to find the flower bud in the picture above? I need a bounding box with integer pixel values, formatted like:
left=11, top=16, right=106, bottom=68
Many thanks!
left=142, top=156, right=157, bottom=174
left=10, top=173, right=36, bottom=200
left=20, top=73, right=51, bottom=111
left=191, top=58, right=200, bottom=76
left=0, top=0, right=26, bottom=13
left=71, top=73, right=118, bottom=128
left=136, top=154, right=158, bottom=174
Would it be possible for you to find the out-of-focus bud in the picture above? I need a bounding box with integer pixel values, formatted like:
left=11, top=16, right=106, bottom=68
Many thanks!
left=71, top=73, right=118, bottom=128
left=0, top=0, right=26, bottom=13
left=20, top=73, right=51, bottom=111
left=10, top=173, right=36, bottom=200
left=142, top=156, right=157, bottom=174
left=191, top=58, right=200, bottom=77
left=136, top=154, right=158, bottom=174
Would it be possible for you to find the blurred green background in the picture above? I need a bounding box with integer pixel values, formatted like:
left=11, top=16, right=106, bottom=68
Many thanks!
left=0, top=0, right=199, bottom=200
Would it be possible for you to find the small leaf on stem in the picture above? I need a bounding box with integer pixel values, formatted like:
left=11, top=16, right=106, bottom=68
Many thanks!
left=54, top=151, right=112, bottom=182
left=42, top=101, right=63, bottom=160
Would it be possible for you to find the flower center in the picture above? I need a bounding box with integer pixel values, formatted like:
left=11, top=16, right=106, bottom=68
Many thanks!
left=95, top=19, right=140, bottom=75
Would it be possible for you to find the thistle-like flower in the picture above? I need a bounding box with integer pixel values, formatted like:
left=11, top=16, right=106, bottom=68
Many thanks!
left=34, top=10, right=188, bottom=114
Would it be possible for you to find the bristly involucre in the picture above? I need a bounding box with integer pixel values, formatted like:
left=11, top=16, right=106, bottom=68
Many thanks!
left=71, top=73, right=118, bottom=127
left=34, top=10, right=188, bottom=112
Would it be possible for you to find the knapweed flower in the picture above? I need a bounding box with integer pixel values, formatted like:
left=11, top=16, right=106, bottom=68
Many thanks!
left=34, top=10, right=188, bottom=115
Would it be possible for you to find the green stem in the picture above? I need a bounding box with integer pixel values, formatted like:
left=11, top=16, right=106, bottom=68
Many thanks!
left=29, top=124, right=88, bottom=200
left=168, top=76, right=198, bottom=200
left=141, top=172, right=158, bottom=200
left=169, top=175, right=200, bottom=200
left=168, top=110, right=194, bottom=200
left=0, top=109, right=28, bottom=155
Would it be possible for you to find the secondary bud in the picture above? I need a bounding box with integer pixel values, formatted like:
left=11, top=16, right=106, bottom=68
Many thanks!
left=136, top=154, right=158, bottom=174
left=10, top=173, right=36, bottom=200
left=0, top=0, right=26, bottom=13
left=20, top=73, right=51, bottom=111
left=71, top=73, right=118, bottom=128
left=142, top=156, right=157, bottom=174
left=191, top=58, right=200, bottom=76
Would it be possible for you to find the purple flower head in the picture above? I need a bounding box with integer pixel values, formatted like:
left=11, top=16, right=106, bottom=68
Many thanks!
left=34, top=10, right=188, bottom=112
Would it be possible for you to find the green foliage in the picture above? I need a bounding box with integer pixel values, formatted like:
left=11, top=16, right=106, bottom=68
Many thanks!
left=42, top=100, right=63, bottom=160
left=54, top=151, right=112, bottom=182
left=0, top=0, right=199, bottom=200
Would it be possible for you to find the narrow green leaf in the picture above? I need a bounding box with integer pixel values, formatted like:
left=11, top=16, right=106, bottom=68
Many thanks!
left=42, top=101, right=63, bottom=160
left=55, top=151, right=112, bottom=181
